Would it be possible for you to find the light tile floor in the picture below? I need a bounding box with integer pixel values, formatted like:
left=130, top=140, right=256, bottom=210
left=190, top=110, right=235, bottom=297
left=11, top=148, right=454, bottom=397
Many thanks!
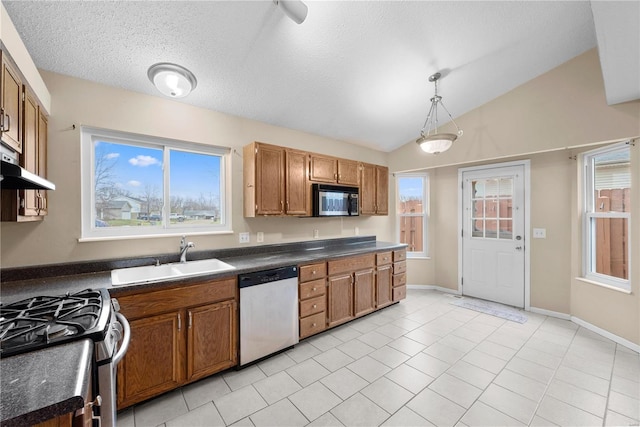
left=118, top=289, right=640, bottom=426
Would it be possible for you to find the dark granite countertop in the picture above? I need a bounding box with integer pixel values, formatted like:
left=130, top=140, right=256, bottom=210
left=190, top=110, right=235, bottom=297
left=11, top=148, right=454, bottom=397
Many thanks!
left=0, top=339, right=93, bottom=427
left=1, top=236, right=407, bottom=303
left=0, top=236, right=406, bottom=425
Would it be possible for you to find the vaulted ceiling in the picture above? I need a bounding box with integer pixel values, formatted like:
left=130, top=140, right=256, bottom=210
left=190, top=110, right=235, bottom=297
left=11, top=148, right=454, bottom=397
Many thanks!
left=3, top=1, right=638, bottom=152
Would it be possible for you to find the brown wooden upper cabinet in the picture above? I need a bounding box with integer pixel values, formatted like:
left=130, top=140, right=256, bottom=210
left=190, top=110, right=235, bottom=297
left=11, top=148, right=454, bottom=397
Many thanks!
left=309, top=154, right=359, bottom=186
left=244, top=141, right=311, bottom=217
left=360, top=163, right=389, bottom=215
left=1, top=51, right=23, bottom=153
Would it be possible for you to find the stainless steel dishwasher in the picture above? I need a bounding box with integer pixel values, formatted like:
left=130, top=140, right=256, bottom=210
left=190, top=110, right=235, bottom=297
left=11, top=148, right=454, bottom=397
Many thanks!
left=239, top=265, right=299, bottom=366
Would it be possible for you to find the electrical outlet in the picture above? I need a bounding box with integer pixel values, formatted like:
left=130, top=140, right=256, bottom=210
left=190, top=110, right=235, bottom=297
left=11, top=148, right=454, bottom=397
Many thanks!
left=239, top=232, right=250, bottom=243
left=533, top=228, right=546, bottom=239
left=257, top=232, right=264, bottom=243
left=313, top=229, right=319, bottom=239
left=355, top=227, right=359, bottom=236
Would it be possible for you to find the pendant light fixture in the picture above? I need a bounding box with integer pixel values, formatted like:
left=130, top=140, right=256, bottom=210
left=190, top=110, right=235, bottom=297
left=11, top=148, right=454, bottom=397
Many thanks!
left=147, top=63, right=197, bottom=98
left=415, top=72, right=463, bottom=154
left=273, top=0, right=308, bottom=24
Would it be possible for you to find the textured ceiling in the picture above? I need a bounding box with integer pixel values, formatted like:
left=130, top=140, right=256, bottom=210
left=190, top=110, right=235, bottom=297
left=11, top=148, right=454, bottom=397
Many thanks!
left=3, top=1, right=627, bottom=152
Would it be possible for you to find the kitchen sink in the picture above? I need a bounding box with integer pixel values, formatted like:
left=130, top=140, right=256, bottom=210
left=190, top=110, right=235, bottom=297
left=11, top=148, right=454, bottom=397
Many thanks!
left=111, top=259, right=236, bottom=286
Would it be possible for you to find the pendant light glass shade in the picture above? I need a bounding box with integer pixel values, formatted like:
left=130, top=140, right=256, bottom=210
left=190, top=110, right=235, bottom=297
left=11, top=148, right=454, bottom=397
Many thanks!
left=415, top=72, right=462, bottom=154
left=148, top=63, right=197, bottom=98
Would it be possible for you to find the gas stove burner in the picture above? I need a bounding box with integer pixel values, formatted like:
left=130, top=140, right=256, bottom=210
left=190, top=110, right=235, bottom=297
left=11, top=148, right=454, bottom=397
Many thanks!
left=0, top=288, right=112, bottom=357
left=38, top=324, right=78, bottom=342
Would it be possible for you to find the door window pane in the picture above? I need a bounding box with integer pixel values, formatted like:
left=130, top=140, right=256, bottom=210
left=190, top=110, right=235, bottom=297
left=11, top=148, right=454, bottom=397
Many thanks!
left=469, top=177, right=514, bottom=239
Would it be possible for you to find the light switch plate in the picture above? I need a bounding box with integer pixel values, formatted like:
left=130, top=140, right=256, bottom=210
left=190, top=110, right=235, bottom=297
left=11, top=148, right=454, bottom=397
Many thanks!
left=313, top=229, right=319, bottom=239
left=239, top=232, right=250, bottom=243
left=533, top=228, right=546, bottom=238
left=256, top=232, right=264, bottom=243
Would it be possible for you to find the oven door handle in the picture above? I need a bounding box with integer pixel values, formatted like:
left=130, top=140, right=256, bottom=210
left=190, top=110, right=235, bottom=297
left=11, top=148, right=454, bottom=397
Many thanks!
left=113, top=312, right=131, bottom=365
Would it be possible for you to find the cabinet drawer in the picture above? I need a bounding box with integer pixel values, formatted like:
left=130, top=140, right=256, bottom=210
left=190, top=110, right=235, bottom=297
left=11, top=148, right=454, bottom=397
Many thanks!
left=393, top=272, right=407, bottom=287
left=376, top=251, right=392, bottom=266
left=117, top=278, right=236, bottom=320
left=328, top=254, right=375, bottom=276
left=300, top=278, right=326, bottom=300
left=300, top=295, right=326, bottom=317
left=393, top=285, right=406, bottom=301
left=393, top=250, right=406, bottom=262
left=300, top=262, right=327, bottom=282
left=300, top=312, right=326, bottom=338
left=393, top=261, right=407, bottom=275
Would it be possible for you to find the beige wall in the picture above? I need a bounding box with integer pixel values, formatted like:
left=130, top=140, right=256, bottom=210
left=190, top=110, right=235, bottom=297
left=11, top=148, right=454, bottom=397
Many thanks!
left=0, top=71, right=391, bottom=267
left=390, top=49, right=639, bottom=345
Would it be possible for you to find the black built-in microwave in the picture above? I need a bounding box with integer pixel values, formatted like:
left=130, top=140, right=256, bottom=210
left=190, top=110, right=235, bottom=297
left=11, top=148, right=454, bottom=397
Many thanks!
left=312, top=184, right=359, bottom=217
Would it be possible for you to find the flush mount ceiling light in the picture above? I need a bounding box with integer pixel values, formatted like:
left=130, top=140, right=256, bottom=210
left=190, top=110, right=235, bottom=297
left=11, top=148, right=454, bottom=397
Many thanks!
left=147, top=63, right=197, bottom=98
left=273, top=0, right=308, bottom=24
left=415, top=72, right=463, bottom=154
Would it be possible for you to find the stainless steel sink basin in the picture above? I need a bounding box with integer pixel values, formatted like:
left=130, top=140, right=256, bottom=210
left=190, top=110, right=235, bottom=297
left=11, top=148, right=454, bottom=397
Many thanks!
left=111, top=259, right=236, bottom=286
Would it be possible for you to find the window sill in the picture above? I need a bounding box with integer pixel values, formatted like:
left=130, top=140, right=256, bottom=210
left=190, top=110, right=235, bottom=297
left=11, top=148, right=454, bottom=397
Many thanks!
left=407, top=256, right=431, bottom=260
left=79, top=230, right=234, bottom=243
left=574, top=277, right=632, bottom=294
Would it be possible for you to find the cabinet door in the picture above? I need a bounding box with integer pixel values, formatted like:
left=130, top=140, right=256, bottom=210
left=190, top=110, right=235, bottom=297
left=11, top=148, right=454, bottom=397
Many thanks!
left=285, top=149, right=310, bottom=215
left=309, top=154, right=337, bottom=183
left=255, top=144, right=285, bottom=215
left=327, top=274, right=353, bottom=327
left=337, top=159, right=359, bottom=186
left=353, top=269, right=376, bottom=317
left=187, top=300, right=237, bottom=382
left=1, top=55, right=22, bottom=153
left=375, top=166, right=389, bottom=215
left=19, top=88, right=39, bottom=217
left=117, top=311, right=183, bottom=408
left=36, top=110, right=48, bottom=216
left=359, top=163, right=376, bottom=215
left=376, top=265, right=393, bottom=308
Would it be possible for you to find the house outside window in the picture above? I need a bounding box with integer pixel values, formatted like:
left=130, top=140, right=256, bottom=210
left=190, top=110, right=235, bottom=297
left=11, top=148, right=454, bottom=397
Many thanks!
left=582, top=142, right=631, bottom=291
left=397, top=173, right=428, bottom=258
left=81, top=126, right=231, bottom=240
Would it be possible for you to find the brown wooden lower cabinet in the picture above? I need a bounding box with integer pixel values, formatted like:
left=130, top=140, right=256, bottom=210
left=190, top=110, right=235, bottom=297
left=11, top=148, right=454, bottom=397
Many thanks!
left=376, top=264, right=393, bottom=308
left=116, top=278, right=237, bottom=409
left=327, top=273, right=353, bottom=327
left=353, top=268, right=376, bottom=317
left=117, top=311, right=183, bottom=407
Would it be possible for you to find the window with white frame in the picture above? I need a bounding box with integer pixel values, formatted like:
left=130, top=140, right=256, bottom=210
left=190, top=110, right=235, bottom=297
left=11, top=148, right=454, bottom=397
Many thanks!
left=582, top=142, right=631, bottom=290
left=396, top=173, right=428, bottom=258
left=81, top=126, right=231, bottom=240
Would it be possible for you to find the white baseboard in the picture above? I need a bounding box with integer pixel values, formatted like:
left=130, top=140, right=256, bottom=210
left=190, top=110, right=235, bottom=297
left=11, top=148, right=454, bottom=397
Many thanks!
left=407, top=284, right=460, bottom=295
left=413, top=293, right=639, bottom=353
left=571, top=316, right=640, bottom=353
left=529, top=306, right=571, bottom=320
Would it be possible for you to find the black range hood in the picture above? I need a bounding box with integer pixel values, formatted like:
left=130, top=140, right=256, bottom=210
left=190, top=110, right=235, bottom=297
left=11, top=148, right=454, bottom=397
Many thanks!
left=0, top=159, right=56, bottom=190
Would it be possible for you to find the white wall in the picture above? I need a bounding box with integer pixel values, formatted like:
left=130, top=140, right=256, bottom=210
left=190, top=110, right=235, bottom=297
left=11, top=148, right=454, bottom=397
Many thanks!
left=0, top=71, right=391, bottom=267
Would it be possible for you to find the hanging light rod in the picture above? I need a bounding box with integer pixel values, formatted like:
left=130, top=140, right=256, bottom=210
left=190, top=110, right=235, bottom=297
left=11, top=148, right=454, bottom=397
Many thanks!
left=273, top=0, right=308, bottom=24
left=415, top=72, right=463, bottom=154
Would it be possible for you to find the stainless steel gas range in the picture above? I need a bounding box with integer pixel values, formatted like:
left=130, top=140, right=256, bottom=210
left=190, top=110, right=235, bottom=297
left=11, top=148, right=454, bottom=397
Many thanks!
left=0, top=288, right=130, bottom=427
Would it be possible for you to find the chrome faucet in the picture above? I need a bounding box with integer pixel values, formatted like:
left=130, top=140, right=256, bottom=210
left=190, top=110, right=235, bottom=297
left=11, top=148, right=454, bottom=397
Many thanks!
left=179, top=236, right=195, bottom=263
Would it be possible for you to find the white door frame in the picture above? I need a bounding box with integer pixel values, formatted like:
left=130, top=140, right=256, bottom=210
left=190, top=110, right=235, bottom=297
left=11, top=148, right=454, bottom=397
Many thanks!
left=457, top=160, right=531, bottom=310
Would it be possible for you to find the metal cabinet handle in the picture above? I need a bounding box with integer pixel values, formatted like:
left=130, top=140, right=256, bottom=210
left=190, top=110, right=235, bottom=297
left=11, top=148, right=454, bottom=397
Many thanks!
left=312, top=304, right=317, bottom=309
left=4, top=112, right=10, bottom=132
left=177, top=313, right=181, bottom=331
left=188, top=312, right=193, bottom=329
left=312, top=287, right=317, bottom=291
left=312, top=270, right=316, bottom=275
left=0, top=108, right=4, bottom=131
left=312, top=323, right=316, bottom=327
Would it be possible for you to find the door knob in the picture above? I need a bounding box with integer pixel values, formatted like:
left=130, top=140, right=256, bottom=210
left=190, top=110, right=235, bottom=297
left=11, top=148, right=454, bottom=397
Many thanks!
left=515, top=236, right=522, bottom=240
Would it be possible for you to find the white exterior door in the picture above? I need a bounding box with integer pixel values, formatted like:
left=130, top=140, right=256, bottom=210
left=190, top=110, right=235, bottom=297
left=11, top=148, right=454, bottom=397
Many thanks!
left=460, top=163, right=527, bottom=308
